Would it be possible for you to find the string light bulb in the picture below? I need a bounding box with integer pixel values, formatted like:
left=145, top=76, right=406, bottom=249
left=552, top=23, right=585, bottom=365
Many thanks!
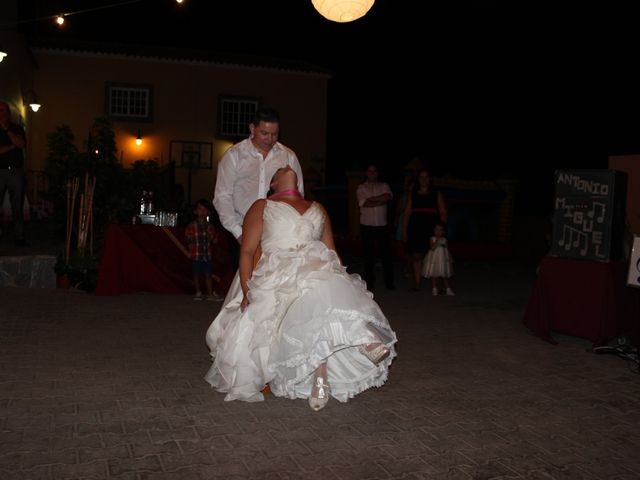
left=136, top=130, right=142, bottom=146
left=56, top=14, right=65, bottom=26
left=0, top=48, right=7, bottom=63
left=29, top=103, right=41, bottom=112
left=175, top=0, right=184, bottom=3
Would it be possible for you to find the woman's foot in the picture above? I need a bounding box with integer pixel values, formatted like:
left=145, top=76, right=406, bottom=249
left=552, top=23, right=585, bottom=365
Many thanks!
left=308, top=375, right=330, bottom=411
left=358, top=343, right=391, bottom=365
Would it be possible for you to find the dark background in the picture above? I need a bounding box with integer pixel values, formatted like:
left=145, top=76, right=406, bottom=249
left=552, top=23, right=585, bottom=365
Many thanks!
left=16, top=1, right=640, bottom=214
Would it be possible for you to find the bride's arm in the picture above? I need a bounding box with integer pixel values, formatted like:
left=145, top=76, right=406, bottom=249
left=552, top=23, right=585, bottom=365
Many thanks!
left=239, top=200, right=265, bottom=310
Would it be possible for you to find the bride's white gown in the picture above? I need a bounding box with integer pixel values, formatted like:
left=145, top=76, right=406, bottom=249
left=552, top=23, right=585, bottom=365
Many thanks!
left=205, top=200, right=397, bottom=402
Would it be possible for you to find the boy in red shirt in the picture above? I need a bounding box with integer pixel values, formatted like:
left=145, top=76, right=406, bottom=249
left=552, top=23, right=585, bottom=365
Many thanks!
left=185, top=199, right=222, bottom=301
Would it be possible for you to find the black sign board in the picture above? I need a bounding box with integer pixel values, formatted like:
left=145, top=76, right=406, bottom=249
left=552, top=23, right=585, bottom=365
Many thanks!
left=551, top=170, right=627, bottom=262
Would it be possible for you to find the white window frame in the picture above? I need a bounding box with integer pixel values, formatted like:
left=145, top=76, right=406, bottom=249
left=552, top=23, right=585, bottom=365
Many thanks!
left=217, top=96, right=260, bottom=139
left=105, top=83, right=153, bottom=121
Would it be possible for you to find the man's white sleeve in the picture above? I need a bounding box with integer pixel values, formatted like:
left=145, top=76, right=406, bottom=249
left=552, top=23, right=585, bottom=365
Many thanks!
left=290, top=153, right=305, bottom=195
left=357, top=184, right=367, bottom=208
left=213, top=153, right=243, bottom=239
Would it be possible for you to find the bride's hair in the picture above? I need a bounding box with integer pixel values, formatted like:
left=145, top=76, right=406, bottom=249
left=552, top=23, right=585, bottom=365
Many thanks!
left=267, top=170, right=281, bottom=197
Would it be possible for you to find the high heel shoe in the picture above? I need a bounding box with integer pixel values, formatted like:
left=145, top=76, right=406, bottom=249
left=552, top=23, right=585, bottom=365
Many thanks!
left=308, top=376, right=330, bottom=411
left=358, top=343, right=391, bottom=365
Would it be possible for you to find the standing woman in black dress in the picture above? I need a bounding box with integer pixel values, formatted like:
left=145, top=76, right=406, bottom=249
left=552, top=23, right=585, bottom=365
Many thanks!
left=402, top=169, right=447, bottom=291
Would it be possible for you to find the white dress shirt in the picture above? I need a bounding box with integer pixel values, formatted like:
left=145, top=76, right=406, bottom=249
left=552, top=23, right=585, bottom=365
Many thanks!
left=213, top=138, right=304, bottom=239
left=357, top=181, right=392, bottom=227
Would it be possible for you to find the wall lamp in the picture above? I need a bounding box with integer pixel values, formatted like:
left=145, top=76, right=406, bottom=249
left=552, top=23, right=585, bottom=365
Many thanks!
left=25, top=91, right=41, bottom=112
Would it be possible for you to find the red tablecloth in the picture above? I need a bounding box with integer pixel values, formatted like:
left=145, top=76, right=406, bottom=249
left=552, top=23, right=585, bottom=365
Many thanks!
left=95, top=224, right=233, bottom=296
left=524, top=256, right=639, bottom=346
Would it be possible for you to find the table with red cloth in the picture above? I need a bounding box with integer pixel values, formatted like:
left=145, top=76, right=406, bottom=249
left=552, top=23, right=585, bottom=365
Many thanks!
left=95, top=223, right=234, bottom=296
left=524, top=256, right=640, bottom=346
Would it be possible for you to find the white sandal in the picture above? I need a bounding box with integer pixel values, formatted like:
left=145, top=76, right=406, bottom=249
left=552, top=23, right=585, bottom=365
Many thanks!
left=308, top=376, right=330, bottom=411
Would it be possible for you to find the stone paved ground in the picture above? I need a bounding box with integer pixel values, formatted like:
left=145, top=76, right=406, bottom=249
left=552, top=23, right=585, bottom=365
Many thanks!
left=1, top=260, right=640, bottom=480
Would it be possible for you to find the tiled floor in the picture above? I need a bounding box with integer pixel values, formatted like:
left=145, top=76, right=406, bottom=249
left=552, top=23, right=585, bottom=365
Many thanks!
left=1, top=260, right=639, bottom=479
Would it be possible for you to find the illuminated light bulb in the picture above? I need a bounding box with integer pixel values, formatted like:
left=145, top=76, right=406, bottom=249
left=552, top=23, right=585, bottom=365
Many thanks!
left=175, top=0, right=184, bottom=3
left=0, top=51, right=7, bottom=63
left=94, top=149, right=99, bottom=155
left=56, top=15, right=65, bottom=26
left=29, top=103, right=41, bottom=112
left=136, top=130, right=142, bottom=146
left=311, top=0, right=374, bottom=23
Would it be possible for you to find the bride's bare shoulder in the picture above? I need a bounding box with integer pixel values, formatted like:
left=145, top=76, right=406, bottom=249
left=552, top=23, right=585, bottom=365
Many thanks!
left=246, top=198, right=267, bottom=214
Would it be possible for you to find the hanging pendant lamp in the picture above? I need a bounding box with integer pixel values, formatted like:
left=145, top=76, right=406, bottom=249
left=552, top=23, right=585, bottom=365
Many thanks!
left=312, top=0, right=374, bottom=23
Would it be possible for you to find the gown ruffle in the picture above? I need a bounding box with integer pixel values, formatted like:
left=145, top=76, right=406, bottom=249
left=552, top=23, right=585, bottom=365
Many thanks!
left=205, top=200, right=397, bottom=402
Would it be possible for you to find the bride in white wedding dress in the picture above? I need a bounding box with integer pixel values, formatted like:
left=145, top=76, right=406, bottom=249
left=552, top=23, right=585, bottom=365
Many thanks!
left=205, top=166, right=397, bottom=410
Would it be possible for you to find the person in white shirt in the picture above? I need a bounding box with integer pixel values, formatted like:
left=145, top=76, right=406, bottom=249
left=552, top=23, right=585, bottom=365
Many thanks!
left=356, top=164, right=395, bottom=291
left=213, top=108, right=304, bottom=247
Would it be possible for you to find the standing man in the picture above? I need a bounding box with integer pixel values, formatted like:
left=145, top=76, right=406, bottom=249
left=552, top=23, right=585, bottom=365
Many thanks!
left=213, top=107, right=304, bottom=250
left=357, top=164, right=395, bottom=291
left=0, top=101, right=28, bottom=246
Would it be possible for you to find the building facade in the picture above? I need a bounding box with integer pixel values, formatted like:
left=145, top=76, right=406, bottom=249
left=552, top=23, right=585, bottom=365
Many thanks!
left=1, top=32, right=329, bottom=205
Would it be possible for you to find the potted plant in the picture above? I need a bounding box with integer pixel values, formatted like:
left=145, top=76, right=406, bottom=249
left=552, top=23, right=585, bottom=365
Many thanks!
left=54, top=254, right=72, bottom=288
left=54, top=253, right=98, bottom=291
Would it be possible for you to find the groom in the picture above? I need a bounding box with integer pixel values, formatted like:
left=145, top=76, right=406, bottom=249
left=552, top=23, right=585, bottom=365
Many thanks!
left=213, top=107, right=304, bottom=255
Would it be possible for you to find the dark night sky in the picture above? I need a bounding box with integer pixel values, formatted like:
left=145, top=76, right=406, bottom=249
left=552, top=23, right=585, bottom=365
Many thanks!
left=18, top=2, right=640, bottom=213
